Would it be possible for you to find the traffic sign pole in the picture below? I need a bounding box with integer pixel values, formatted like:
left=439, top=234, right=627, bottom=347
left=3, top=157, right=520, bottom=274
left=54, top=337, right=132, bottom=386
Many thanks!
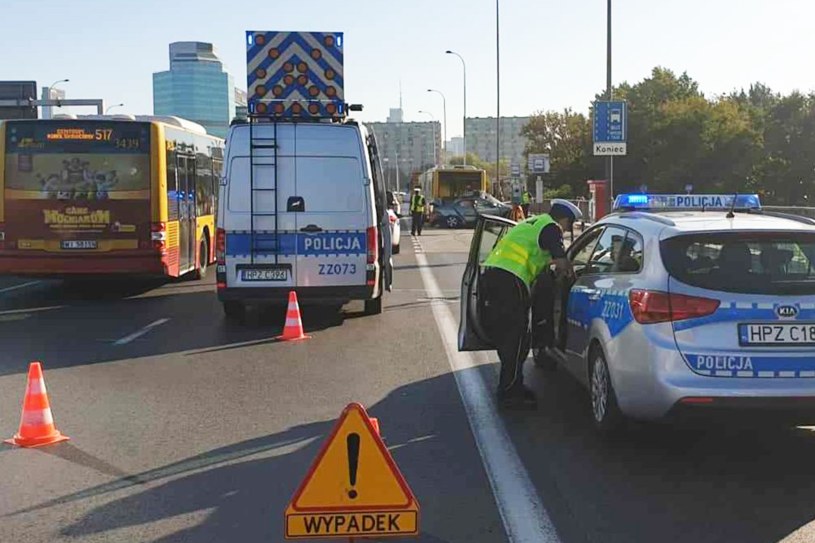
left=607, top=0, right=613, bottom=199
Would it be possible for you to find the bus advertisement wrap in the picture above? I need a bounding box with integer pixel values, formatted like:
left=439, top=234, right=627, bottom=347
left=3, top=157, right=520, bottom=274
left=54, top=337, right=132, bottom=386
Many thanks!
left=3, top=121, right=151, bottom=251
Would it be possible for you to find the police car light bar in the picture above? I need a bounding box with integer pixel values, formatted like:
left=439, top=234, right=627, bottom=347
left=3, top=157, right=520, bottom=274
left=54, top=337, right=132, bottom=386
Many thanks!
left=612, top=194, right=761, bottom=212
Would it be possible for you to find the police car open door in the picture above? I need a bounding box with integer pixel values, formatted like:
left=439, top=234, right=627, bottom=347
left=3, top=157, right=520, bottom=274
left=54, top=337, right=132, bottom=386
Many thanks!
left=459, top=214, right=516, bottom=351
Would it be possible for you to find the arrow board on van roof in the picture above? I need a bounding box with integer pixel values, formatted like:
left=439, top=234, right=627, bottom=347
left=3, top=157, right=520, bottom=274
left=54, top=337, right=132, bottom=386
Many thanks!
left=246, top=31, right=344, bottom=119
left=284, top=403, right=419, bottom=539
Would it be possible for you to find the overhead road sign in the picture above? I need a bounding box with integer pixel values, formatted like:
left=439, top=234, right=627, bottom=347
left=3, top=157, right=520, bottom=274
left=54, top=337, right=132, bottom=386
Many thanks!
left=593, top=100, right=627, bottom=156
left=246, top=31, right=345, bottom=118
left=528, top=153, right=550, bottom=174
left=285, top=403, right=420, bottom=539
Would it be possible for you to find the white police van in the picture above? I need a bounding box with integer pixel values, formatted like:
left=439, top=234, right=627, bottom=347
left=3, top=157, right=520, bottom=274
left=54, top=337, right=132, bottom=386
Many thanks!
left=216, top=120, right=392, bottom=320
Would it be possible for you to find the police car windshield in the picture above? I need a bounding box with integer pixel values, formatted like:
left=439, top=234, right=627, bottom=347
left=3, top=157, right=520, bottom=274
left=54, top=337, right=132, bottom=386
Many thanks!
left=661, top=232, right=815, bottom=295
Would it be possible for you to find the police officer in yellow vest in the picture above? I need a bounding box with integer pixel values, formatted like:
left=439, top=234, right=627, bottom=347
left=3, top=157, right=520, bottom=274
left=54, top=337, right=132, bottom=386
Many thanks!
left=521, top=189, right=532, bottom=218
left=410, top=187, right=426, bottom=236
left=481, top=199, right=583, bottom=409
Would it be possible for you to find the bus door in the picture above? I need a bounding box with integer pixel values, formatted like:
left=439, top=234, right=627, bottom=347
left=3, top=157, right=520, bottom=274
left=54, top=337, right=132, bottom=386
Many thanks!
left=177, top=154, right=196, bottom=273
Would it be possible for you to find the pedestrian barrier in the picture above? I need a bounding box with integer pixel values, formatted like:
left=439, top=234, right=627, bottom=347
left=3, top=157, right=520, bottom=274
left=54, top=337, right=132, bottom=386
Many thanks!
left=5, top=362, right=70, bottom=448
left=277, top=291, right=311, bottom=342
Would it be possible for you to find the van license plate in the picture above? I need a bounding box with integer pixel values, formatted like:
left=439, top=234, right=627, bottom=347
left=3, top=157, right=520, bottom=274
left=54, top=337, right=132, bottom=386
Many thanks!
left=61, top=240, right=97, bottom=250
left=739, top=323, right=815, bottom=346
left=241, top=268, right=288, bottom=281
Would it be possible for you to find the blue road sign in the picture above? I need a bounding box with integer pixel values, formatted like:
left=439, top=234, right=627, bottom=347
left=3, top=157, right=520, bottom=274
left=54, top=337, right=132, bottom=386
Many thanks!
left=593, top=101, right=627, bottom=143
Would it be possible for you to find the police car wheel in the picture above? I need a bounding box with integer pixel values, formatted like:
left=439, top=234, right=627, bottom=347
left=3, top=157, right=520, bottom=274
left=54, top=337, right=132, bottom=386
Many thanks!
left=446, top=216, right=461, bottom=228
left=532, top=347, right=557, bottom=371
left=589, top=349, right=624, bottom=434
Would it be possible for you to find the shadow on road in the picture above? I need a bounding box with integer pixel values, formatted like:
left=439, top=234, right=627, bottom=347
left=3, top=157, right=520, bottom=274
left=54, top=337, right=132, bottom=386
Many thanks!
left=8, top=371, right=489, bottom=543
left=0, top=280, right=381, bottom=376
left=6, top=366, right=815, bottom=543
left=514, top=365, right=815, bottom=543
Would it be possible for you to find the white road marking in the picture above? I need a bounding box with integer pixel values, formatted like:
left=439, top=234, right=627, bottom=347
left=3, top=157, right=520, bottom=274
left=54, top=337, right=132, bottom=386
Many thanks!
left=415, top=250, right=560, bottom=543
left=0, top=281, right=40, bottom=295
left=0, top=305, right=63, bottom=316
left=113, top=318, right=170, bottom=345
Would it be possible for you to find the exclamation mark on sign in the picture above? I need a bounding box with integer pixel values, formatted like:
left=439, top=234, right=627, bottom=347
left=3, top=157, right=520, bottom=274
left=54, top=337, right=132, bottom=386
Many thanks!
left=347, top=433, right=360, bottom=499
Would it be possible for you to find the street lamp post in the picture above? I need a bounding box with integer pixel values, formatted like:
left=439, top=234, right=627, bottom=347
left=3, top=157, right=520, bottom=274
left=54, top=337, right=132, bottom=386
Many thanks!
left=445, top=50, right=467, bottom=166
left=427, top=89, right=447, bottom=164
left=105, top=103, right=124, bottom=114
left=496, top=0, right=501, bottom=196
left=418, top=110, right=438, bottom=168
left=43, top=78, right=69, bottom=120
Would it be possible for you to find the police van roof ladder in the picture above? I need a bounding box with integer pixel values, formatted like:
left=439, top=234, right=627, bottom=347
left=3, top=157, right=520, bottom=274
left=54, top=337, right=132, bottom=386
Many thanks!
left=248, top=117, right=280, bottom=264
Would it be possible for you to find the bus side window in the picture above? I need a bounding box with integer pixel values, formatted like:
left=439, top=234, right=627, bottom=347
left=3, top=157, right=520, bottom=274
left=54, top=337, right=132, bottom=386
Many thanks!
left=212, top=158, right=223, bottom=215
left=196, top=151, right=213, bottom=217
left=166, top=147, right=179, bottom=221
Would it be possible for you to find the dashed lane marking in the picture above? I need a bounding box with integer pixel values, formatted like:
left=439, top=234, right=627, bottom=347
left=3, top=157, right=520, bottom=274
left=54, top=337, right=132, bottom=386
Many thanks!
left=410, top=235, right=424, bottom=253
left=113, top=318, right=171, bottom=346
left=0, top=281, right=41, bottom=295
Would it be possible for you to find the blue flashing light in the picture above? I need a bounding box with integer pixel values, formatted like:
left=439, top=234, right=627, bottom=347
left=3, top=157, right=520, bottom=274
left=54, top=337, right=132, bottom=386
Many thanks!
left=613, top=193, right=761, bottom=212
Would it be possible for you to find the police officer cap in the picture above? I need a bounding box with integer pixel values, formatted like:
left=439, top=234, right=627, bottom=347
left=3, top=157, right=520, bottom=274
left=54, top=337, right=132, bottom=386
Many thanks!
left=414, top=187, right=421, bottom=191
left=550, top=199, right=583, bottom=221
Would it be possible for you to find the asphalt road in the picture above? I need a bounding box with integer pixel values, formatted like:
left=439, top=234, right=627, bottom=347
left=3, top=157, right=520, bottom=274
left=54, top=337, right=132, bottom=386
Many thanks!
left=1, top=226, right=815, bottom=543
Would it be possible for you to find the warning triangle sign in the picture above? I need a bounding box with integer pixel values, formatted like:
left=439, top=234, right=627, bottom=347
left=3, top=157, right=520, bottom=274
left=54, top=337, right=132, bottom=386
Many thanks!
left=285, top=403, right=419, bottom=539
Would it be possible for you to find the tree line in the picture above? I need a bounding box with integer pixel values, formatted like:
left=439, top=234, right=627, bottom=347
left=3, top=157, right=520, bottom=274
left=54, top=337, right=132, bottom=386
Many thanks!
left=521, top=67, right=815, bottom=205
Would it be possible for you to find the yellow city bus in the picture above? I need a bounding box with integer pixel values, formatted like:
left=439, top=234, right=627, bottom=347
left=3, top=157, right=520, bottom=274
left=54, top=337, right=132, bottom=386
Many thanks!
left=418, top=165, right=488, bottom=201
left=0, top=116, right=224, bottom=278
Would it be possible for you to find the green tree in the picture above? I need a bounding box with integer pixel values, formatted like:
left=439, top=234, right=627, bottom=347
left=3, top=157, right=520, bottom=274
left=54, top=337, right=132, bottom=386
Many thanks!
left=521, top=108, right=599, bottom=197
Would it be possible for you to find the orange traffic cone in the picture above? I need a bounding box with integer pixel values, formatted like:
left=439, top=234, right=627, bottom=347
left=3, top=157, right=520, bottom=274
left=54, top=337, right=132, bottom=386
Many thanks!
left=5, top=362, right=69, bottom=448
left=276, top=291, right=310, bottom=341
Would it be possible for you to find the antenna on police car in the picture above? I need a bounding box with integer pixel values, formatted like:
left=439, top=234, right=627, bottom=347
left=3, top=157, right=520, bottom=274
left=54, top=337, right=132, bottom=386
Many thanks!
left=726, top=192, right=738, bottom=219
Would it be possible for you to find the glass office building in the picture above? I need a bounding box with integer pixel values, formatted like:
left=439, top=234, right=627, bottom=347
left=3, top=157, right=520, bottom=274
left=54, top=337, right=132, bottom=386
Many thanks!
left=153, top=42, right=235, bottom=138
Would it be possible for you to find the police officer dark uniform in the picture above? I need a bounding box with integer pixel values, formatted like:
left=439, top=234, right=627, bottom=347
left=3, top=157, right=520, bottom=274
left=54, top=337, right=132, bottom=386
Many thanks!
left=480, top=199, right=583, bottom=409
left=410, top=187, right=426, bottom=236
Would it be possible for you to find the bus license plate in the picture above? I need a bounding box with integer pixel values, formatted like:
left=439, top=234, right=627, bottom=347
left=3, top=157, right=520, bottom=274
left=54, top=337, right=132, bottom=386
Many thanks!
left=739, top=323, right=815, bottom=346
left=61, top=240, right=97, bottom=250
left=241, top=268, right=288, bottom=281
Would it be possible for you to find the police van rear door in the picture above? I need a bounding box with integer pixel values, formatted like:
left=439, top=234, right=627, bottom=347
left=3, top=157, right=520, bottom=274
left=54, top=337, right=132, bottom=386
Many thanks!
left=225, top=123, right=298, bottom=289
left=663, top=231, right=815, bottom=378
left=294, top=124, right=369, bottom=288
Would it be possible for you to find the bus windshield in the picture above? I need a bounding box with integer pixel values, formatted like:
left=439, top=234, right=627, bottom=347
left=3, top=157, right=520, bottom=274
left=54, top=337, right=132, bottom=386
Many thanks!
left=4, top=121, right=151, bottom=200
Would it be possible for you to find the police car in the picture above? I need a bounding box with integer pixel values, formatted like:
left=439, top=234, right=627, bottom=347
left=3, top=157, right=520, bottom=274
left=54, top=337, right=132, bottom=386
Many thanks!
left=460, top=194, right=815, bottom=433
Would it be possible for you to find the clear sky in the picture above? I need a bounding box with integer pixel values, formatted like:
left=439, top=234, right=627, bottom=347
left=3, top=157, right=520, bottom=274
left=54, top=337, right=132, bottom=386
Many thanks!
left=3, top=0, right=815, bottom=139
